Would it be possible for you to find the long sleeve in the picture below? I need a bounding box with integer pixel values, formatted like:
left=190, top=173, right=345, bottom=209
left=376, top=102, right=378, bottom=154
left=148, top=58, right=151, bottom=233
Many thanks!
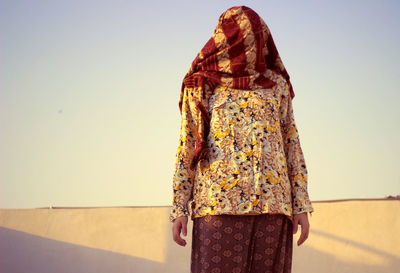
left=169, top=87, right=197, bottom=222
left=279, top=83, right=314, bottom=216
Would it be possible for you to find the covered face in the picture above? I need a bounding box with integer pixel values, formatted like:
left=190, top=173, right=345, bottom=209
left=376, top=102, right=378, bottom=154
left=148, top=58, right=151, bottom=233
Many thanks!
left=182, top=5, right=293, bottom=97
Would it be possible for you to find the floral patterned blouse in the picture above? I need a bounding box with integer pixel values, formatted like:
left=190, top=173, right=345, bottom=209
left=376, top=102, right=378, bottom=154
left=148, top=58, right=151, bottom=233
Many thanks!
left=169, top=70, right=314, bottom=223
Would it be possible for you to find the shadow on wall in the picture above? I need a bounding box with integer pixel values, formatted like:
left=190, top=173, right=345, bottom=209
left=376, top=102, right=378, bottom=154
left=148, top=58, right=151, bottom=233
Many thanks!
left=0, top=207, right=193, bottom=273
left=293, top=229, right=399, bottom=273
left=0, top=227, right=164, bottom=273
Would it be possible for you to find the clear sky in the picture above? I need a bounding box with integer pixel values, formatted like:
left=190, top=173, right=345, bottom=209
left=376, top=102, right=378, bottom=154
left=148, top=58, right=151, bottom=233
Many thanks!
left=0, top=0, right=399, bottom=209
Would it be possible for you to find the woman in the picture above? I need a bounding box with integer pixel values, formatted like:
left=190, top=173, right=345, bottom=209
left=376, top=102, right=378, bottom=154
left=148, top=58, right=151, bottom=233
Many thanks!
left=169, top=5, right=314, bottom=273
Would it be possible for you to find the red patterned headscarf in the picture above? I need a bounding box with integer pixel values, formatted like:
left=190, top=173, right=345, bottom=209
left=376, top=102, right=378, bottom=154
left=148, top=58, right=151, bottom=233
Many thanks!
left=180, top=5, right=295, bottom=170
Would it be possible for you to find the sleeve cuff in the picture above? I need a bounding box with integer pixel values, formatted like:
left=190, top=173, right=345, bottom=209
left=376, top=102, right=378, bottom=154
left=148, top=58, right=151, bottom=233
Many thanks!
left=169, top=204, right=190, bottom=222
left=292, top=189, right=314, bottom=216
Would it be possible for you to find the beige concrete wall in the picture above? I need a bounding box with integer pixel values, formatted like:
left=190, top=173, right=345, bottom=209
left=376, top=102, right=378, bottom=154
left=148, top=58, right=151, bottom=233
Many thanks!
left=0, top=199, right=398, bottom=273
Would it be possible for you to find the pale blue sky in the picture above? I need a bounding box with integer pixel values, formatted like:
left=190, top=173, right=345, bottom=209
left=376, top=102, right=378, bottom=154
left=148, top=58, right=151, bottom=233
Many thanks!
left=0, top=0, right=399, bottom=208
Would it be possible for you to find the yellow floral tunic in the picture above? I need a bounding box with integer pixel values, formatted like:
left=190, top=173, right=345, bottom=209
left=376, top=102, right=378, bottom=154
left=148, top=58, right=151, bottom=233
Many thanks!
left=169, top=70, right=314, bottom=223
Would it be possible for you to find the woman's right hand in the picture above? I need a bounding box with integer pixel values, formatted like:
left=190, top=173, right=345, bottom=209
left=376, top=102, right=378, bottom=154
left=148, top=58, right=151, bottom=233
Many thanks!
left=172, top=216, right=188, bottom=246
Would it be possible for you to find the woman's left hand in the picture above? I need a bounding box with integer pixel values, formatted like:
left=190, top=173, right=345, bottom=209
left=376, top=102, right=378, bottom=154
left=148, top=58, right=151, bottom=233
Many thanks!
left=292, top=212, right=310, bottom=246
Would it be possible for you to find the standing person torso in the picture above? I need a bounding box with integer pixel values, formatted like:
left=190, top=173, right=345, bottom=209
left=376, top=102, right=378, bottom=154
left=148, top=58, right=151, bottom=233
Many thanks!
left=169, top=68, right=314, bottom=223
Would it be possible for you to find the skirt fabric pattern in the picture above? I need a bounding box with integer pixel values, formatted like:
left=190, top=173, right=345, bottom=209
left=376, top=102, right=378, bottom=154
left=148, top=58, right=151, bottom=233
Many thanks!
left=191, top=213, right=293, bottom=273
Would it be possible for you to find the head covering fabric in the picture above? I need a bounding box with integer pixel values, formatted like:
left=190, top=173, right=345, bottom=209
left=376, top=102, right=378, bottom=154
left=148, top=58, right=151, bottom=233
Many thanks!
left=180, top=5, right=295, bottom=170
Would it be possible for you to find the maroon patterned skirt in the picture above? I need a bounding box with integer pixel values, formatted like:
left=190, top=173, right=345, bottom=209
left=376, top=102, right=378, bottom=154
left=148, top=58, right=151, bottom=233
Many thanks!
left=191, top=213, right=293, bottom=273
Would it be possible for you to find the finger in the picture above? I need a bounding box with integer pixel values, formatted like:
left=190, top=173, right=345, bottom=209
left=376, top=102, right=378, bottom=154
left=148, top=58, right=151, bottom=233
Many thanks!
left=182, top=221, right=187, bottom=236
left=292, top=217, right=298, bottom=234
left=297, top=232, right=307, bottom=246
left=297, top=224, right=309, bottom=246
left=173, top=223, right=187, bottom=246
left=173, top=231, right=186, bottom=246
